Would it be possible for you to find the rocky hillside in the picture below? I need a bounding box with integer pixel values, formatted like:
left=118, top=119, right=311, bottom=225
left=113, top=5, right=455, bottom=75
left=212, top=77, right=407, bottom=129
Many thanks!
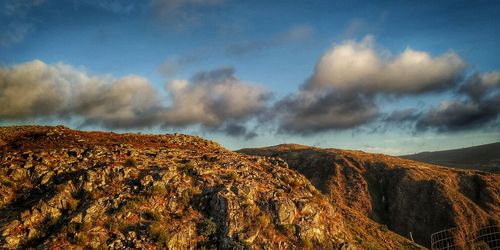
left=402, top=142, right=500, bottom=173
left=0, top=126, right=421, bottom=249
left=239, top=144, right=500, bottom=248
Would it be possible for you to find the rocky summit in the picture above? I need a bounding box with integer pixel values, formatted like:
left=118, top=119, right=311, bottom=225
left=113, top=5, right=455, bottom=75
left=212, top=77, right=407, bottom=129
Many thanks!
left=239, top=144, right=500, bottom=248
left=0, top=126, right=421, bottom=249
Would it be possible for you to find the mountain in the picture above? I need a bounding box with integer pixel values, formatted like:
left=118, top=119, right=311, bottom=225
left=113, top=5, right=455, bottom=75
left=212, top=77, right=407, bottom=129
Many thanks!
left=402, top=142, right=500, bottom=173
left=239, top=144, right=500, bottom=248
left=0, top=126, right=421, bottom=249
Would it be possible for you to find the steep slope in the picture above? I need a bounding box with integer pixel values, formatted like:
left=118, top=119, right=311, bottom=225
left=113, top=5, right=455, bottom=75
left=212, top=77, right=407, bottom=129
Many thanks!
left=0, top=126, right=421, bottom=249
left=239, top=144, right=500, bottom=248
left=402, top=142, right=500, bottom=173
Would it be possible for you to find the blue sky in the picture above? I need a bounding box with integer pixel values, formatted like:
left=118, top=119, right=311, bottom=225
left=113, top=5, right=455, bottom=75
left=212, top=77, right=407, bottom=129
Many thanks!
left=1, top=0, right=499, bottom=155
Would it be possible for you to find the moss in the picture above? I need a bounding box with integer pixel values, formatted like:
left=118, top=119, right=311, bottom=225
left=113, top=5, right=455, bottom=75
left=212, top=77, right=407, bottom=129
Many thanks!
left=360, top=241, right=386, bottom=250
left=197, top=217, right=217, bottom=238
left=149, top=184, right=167, bottom=196
left=380, top=224, right=389, bottom=232
left=226, top=172, right=238, bottom=181
left=143, top=210, right=162, bottom=221
left=181, top=190, right=191, bottom=203
left=230, top=240, right=252, bottom=250
left=301, top=238, right=313, bottom=249
left=124, top=158, right=137, bottom=167
left=67, top=198, right=79, bottom=211
left=148, top=222, right=171, bottom=248
left=279, top=224, right=297, bottom=236
left=257, top=214, right=270, bottom=228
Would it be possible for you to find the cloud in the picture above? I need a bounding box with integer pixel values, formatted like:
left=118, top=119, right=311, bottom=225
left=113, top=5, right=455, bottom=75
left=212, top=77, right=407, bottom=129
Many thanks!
left=225, top=24, right=314, bottom=56
left=0, top=0, right=45, bottom=47
left=158, top=48, right=210, bottom=77
left=415, top=71, right=500, bottom=132
left=151, top=0, right=226, bottom=28
left=0, top=60, right=162, bottom=129
left=458, top=71, right=500, bottom=102
left=275, top=90, right=378, bottom=134
left=416, top=97, right=500, bottom=132
left=383, top=108, right=421, bottom=123
left=0, top=60, right=268, bottom=137
left=161, top=67, right=270, bottom=130
left=274, top=36, right=467, bottom=135
left=305, top=35, right=466, bottom=94
left=206, top=122, right=258, bottom=140
left=80, top=0, right=141, bottom=14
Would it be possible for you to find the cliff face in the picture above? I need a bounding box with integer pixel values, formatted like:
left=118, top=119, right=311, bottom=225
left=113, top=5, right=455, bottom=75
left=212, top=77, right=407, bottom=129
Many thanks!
left=0, top=126, right=421, bottom=249
left=239, top=144, right=500, bottom=248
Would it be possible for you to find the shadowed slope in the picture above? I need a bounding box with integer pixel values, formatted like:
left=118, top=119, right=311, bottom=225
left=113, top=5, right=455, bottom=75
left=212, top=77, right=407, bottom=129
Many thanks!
left=402, top=142, right=500, bottom=173
left=239, top=144, right=500, bottom=247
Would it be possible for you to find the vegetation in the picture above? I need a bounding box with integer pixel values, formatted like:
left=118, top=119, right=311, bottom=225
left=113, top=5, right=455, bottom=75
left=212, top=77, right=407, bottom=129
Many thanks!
left=197, top=217, right=217, bottom=238
left=148, top=222, right=171, bottom=248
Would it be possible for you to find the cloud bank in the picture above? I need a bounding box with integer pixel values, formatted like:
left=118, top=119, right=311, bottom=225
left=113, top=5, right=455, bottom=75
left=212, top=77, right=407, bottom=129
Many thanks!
left=274, top=36, right=468, bottom=134
left=0, top=60, right=269, bottom=137
left=2, top=36, right=499, bottom=137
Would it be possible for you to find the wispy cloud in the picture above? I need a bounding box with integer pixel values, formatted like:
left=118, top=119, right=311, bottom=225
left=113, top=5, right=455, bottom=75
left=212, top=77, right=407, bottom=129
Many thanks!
left=158, top=48, right=212, bottom=77
left=151, top=0, right=226, bottom=29
left=225, top=24, right=314, bottom=56
left=0, top=0, right=45, bottom=47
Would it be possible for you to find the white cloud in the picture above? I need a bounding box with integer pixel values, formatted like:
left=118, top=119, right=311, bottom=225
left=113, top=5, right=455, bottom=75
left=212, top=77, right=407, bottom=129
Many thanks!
left=306, top=36, right=466, bottom=94
left=0, top=60, right=161, bottom=128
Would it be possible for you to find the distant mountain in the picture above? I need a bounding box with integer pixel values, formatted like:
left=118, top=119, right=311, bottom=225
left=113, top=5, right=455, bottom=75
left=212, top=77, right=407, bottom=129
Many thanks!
left=402, top=142, right=500, bottom=173
left=239, top=144, right=500, bottom=248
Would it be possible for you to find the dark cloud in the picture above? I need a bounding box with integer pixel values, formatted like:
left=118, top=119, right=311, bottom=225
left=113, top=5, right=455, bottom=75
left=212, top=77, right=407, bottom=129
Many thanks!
left=415, top=72, right=500, bottom=132
left=225, top=25, right=314, bottom=56
left=161, top=67, right=271, bottom=128
left=458, top=71, right=500, bottom=102
left=416, top=96, right=500, bottom=132
left=275, top=90, right=378, bottom=135
left=206, top=122, right=258, bottom=140
left=383, top=108, right=421, bottom=123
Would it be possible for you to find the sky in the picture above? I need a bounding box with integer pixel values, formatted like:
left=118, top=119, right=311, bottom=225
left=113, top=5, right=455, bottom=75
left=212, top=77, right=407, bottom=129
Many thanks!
left=1, top=0, right=499, bottom=155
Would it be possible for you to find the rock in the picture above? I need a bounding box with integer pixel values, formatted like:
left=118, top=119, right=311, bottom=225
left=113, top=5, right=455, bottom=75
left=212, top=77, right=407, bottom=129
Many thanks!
left=0, top=126, right=426, bottom=249
left=140, top=175, right=153, bottom=188
left=274, top=199, right=297, bottom=225
left=167, top=226, right=195, bottom=250
left=41, top=171, right=54, bottom=185
left=10, top=168, right=28, bottom=181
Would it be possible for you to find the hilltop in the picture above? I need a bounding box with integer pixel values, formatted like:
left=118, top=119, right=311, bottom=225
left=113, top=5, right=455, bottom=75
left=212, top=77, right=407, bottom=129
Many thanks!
left=0, top=126, right=420, bottom=249
left=239, top=144, right=500, bottom=248
left=402, top=142, right=500, bottom=173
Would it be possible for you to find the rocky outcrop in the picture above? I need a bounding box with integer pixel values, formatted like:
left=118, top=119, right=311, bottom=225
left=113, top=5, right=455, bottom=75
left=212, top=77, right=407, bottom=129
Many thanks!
left=0, top=126, right=421, bottom=249
left=239, top=144, right=500, bottom=248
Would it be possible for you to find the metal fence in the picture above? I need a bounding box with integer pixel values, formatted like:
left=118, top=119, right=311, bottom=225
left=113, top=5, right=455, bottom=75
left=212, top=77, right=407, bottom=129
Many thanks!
left=431, top=225, right=500, bottom=250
